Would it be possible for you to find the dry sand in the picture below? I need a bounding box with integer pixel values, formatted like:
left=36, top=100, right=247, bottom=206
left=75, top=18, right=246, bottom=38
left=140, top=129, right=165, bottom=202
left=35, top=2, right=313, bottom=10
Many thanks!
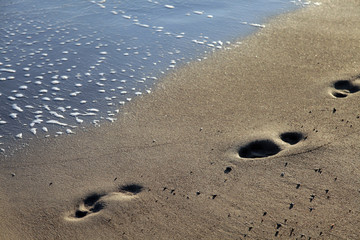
left=1, top=0, right=360, bottom=239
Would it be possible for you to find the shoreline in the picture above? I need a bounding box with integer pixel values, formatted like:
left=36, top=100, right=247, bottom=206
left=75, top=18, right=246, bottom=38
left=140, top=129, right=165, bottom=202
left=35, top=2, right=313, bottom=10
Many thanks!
left=2, top=0, right=360, bottom=239
left=0, top=0, right=302, bottom=152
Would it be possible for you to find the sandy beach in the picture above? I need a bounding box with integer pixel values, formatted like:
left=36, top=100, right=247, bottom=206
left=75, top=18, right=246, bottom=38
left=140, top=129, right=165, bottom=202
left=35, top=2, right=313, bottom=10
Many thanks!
left=1, top=0, right=360, bottom=239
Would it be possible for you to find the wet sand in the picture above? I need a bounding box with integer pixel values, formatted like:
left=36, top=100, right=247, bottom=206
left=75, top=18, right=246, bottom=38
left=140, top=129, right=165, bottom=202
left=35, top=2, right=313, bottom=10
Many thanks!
left=1, top=0, right=360, bottom=239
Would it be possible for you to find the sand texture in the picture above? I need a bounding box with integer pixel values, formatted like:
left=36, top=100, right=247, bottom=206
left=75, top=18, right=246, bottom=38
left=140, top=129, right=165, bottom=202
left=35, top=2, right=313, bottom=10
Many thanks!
left=1, top=0, right=360, bottom=239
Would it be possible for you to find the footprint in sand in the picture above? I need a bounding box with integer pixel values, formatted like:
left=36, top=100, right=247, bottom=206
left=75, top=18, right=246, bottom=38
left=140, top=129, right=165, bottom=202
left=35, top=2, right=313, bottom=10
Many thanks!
left=330, top=76, right=360, bottom=98
left=66, top=184, right=143, bottom=220
left=238, top=132, right=304, bottom=159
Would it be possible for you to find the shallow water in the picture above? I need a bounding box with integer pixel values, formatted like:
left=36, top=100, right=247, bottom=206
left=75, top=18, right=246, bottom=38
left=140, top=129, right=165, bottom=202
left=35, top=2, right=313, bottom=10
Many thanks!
left=0, top=0, right=315, bottom=153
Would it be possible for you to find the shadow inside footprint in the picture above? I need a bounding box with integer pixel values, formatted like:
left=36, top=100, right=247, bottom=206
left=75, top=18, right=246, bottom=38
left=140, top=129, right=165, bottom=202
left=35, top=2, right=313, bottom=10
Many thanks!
left=332, top=91, right=348, bottom=98
left=83, top=193, right=104, bottom=207
left=75, top=210, right=88, bottom=218
left=239, top=140, right=281, bottom=158
left=280, top=132, right=304, bottom=145
left=72, top=193, right=106, bottom=219
left=119, top=184, right=144, bottom=194
left=334, top=80, right=359, bottom=93
left=331, top=78, right=360, bottom=98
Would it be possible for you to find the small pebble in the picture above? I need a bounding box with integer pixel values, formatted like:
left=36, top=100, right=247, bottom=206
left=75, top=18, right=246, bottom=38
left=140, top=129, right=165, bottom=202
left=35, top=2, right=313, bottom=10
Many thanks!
left=224, top=167, right=232, bottom=174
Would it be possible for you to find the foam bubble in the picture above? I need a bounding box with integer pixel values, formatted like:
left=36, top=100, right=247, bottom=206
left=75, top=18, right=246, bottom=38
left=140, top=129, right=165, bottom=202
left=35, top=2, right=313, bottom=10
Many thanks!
left=16, top=133, right=23, bottom=139
left=8, top=96, right=16, bottom=101
left=87, top=108, right=99, bottom=112
left=30, top=128, right=37, bottom=135
left=66, top=129, right=74, bottom=134
left=10, top=113, right=18, bottom=119
left=12, top=104, right=23, bottom=112
left=193, top=11, right=204, bottom=15
left=46, top=120, right=68, bottom=126
left=0, top=68, right=16, bottom=73
left=15, top=93, right=25, bottom=98
left=75, top=117, right=83, bottom=123
left=49, top=111, right=65, bottom=119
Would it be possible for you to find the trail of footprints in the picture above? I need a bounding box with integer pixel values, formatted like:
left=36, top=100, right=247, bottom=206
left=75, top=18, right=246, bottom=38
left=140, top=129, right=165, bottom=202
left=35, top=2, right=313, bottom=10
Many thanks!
left=67, top=184, right=143, bottom=220
left=330, top=75, right=360, bottom=98
left=67, top=133, right=304, bottom=220
left=238, top=131, right=304, bottom=159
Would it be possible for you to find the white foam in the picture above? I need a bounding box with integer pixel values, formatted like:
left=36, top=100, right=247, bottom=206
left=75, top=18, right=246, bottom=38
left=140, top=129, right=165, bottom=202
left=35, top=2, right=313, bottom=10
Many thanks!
left=43, top=105, right=51, bottom=111
left=66, top=129, right=74, bottom=134
left=84, top=112, right=97, bottom=116
left=49, top=111, right=65, bottom=119
left=75, top=117, right=83, bottom=123
left=16, top=133, right=23, bottom=139
left=87, top=108, right=99, bottom=112
left=57, top=107, right=66, bottom=112
left=70, top=91, right=81, bottom=97
left=46, top=120, right=68, bottom=126
left=193, top=11, right=204, bottom=15
left=30, top=128, right=37, bottom=135
left=106, top=117, right=116, bottom=122
left=10, top=113, right=18, bottom=119
left=31, top=118, right=43, bottom=125
left=70, top=112, right=81, bottom=117
left=15, top=93, right=25, bottom=98
left=165, top=5, right=175, bottom=9
left=0, top=68, right=16, bottom=73
left=248, top=23, right=265, bottom=28
left=12, top=104, right=23, bottom=112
